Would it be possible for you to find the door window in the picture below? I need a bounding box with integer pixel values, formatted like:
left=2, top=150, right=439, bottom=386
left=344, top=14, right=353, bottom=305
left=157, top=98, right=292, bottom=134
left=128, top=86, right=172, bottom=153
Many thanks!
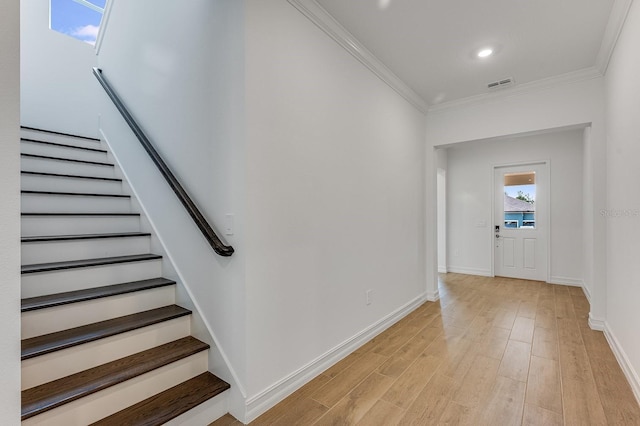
left=503, top=171, right=536, bottom=229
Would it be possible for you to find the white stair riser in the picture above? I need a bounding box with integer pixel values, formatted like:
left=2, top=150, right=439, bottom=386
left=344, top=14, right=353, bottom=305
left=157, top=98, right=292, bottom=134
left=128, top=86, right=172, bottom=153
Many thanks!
left=21, top=141, right=109, bottom=163
left=164, top=390, right=229, bottom=426
left=21, top=352, right=208, bottom=425
left=22, top=235, right=151, bottom=264
left=21, top=156, right=115, bottom=178
left=21, top=193, right=131, bottom=214
left=21, top=130, right=102, bottom=149
left=21, top=215, right=141, bottom=237
left=22, top=259, right=162, bottom=298
left=21, top=316, right=191, bottom=390
left=21, top=174, right=124, bottom=194
left=22, top=286, right=176, bottom=339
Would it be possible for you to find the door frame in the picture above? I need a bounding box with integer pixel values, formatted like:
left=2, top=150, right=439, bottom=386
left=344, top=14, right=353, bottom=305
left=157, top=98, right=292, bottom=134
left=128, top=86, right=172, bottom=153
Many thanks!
left=490, top=159, right=551, bottom=282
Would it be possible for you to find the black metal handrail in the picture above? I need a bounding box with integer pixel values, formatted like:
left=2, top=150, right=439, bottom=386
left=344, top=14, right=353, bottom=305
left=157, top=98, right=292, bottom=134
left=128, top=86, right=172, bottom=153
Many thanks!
left=93, top=67, right=234, bottom=257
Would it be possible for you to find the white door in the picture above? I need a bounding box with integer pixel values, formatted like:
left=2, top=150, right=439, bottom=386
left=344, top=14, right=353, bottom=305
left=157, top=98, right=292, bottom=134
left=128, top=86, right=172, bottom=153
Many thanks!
left=494, top=163, right=548, bottom=281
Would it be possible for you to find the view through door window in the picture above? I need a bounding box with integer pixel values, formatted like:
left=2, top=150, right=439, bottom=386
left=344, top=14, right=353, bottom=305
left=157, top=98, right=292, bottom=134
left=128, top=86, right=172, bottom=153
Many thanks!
left=503, top=171, right=536, bottom=229
left=50, top=0, right=105, bottom=45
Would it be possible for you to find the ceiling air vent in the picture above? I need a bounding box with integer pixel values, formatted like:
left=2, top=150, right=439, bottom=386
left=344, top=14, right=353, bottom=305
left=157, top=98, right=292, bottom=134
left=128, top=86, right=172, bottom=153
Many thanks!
left=487, top=77, right=515, bottom=91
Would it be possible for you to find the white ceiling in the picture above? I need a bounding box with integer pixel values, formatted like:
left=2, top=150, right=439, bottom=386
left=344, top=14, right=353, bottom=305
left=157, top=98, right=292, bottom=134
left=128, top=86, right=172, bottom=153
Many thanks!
left=315, top=0, right=615, bottom=106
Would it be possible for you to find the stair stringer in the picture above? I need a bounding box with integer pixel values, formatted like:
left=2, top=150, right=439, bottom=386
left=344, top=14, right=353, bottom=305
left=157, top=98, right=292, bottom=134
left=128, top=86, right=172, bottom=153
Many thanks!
left=99, top=125, right=247, bottom=422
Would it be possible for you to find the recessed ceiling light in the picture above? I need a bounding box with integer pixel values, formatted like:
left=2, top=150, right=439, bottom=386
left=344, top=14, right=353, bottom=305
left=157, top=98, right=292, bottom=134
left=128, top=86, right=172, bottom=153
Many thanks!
left=477, top=48, right=493, bottom=58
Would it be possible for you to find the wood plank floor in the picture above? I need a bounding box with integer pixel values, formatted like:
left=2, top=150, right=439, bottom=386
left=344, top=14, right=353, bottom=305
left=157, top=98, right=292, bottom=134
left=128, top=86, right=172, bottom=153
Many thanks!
left=212, top=273, right=640, bottom=425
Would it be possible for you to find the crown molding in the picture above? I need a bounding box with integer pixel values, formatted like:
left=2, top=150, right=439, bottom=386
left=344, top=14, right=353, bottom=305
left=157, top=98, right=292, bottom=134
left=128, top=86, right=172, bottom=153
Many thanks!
left=596, top=0, right=635, bottom=75
left=428, top=67, right=603, bottom=114
left=287, top=0, right=429, bottom=114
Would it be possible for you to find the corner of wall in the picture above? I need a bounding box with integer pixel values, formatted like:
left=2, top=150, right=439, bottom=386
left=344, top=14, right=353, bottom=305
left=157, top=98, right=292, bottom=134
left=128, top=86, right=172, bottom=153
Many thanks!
left=604, top=322, right=640, bottom=406
left=242, top=293, right=427, bottom=423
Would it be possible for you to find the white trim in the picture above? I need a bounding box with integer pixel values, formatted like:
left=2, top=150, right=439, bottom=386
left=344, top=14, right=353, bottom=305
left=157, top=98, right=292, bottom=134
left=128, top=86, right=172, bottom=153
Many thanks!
left=548, top=276, right=584, bottom=287
left=582, top=283, right=592, bottom=303
left=94, top=0, right=115, bottom=55
left=426, top=289, right=440, bottom=302
left=428, top=67, right=603, bottom=114
left=72, top=0, right=104, bottom=14
left=549, top=277, right=591, bottom=305
left=438, top=266, right=447, bottom=274
left=99, top=129, right=247, bottom=399
left=244, top=293, right=427, bottom=422
left=491, top=160, right=551, bottom=283
left=596, top=0, right=635, bottom=75
left=604, top=322, right=640, bottom=406
left=545, top=160, right=553, bottom=284
left=446, top=266, right=493, bottom=277
left=588, top=313, right=606, bottom=331
left=286, top=0, right=428, bottom=114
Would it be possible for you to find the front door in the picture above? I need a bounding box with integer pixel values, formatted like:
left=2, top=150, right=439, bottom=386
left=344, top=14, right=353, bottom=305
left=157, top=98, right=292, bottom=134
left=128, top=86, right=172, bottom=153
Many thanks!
left=494, top=163, right=548, bottom=281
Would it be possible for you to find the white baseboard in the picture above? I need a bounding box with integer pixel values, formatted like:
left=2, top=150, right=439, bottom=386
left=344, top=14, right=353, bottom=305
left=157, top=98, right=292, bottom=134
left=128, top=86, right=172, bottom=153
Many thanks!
left=603, top=322, right=640, bottom=406
left=548, top=276, right=583, bottom=287
left=581, top=284, right=592, bottom=303
left=438, top=266, right=447, bottom=273
left=548, top=277, right=591, bottom=302
left=243, top=293, right=427, bottom=422
left=426, top=289, right=440, bottom=302
left=446, top=266, right=492, bottom=277
left=588, top=313, right=605, bottom=331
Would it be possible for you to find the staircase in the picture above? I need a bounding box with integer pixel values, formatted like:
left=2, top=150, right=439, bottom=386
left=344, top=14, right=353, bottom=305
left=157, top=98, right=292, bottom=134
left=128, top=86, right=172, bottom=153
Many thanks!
left=20, top=127, right=230, bottom=425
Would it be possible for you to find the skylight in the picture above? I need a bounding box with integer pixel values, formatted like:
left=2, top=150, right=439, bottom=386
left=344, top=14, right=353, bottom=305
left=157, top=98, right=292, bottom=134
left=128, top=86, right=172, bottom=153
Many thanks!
left=50, top=0, right=106, bottom=45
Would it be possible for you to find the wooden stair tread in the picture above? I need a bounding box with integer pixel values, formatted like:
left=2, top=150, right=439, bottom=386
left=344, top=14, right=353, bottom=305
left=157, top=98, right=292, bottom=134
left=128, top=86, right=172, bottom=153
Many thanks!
left=21, top=153, right=114, bottom=166
left=22, top=232, right=151, bottom=243
left=22, top=278, right=176, bottom=312
left=20, top=125, right=231, bottom=424
left=21, top=253, right=162, bottom=274
left=21, top=138, right=108, bottom=153
left=21, top=171, right=123, bottom=182
left=21, top=126, right=101, bottom=141
left=21, top=305, right=191, bottom=360
left=90, top=372, right=230, bottom=426
left=21, top=190, right=130, bottom=198
left=21, top=336, right=209, bottom=420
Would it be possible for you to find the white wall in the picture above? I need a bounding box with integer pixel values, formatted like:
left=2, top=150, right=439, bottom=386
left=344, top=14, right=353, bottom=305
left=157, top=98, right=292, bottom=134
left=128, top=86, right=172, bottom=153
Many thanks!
left=426, top=78, right=605, bottom=145
left=21, top=0, right=100, bottom=137
left=581, top=126, right=595, bottom=301
left=0, top=0, right=21, bottom=420
left=604, top=0, right=640, bottom=400
left=96, top=0, right=247, bottom=416
left=98, top=1, right=427, bottom=421
left=425, top=76, right=607, bottom=321
left=244, top=0, right=426, bottom=415
left=437, top=149, right=447, bottom=273
left=445, top=129, right=584, bottom=282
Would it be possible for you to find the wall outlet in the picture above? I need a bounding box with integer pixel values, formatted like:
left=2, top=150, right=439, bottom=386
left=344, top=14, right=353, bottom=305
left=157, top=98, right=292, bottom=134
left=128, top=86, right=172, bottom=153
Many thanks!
left=365, top=289, right=373, bottom=305
left=453, top=249, right=460, bottom=257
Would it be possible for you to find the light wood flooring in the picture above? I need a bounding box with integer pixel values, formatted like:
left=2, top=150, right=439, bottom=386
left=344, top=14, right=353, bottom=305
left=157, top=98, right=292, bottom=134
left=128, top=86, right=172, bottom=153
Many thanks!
left=212, top=273, right=640, bottom=425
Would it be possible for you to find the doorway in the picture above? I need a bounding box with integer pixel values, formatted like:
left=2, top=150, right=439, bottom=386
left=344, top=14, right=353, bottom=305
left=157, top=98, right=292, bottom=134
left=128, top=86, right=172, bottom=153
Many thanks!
left=494, top=162, right=549, bottom=281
